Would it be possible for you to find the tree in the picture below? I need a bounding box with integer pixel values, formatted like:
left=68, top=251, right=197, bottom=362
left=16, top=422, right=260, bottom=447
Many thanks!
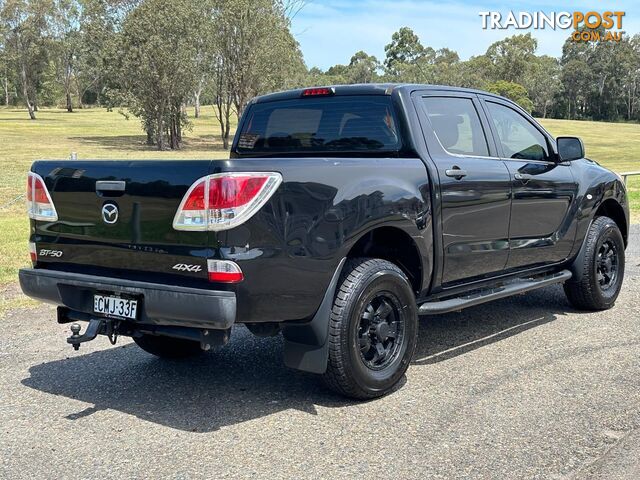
left=486, top=80, right=534, bottom=112
left=207, top=11, right=234, bottom=149
left=50, top=0, right=80, bottom=112
left=0, top=21, right=13, bottom=105
left=434, top=48, right=459, bottom=66
left=457, top=55, right=493, bottom=89
left=1, top=0, right=53, bottom=119
left=525, top=55, right=561, bottom=118
left=620, top=35, right=640, bottom=120
left=430, top=48, right=461, bottom=86
left=74, top=0, right=120, bottom=107
left=559, top=58, right=591, bottom=119
left=347, top=50, right=379, bottom=84
left=486, top=33, right=537, bottom=85
left=384, top=27, right=433, bottom=75
left=207, top=0, right=305, bottom=147
left=113, top=0, right=202, bottom=149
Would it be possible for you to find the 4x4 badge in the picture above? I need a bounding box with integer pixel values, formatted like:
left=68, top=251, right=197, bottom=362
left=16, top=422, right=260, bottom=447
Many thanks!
left=172, top=264, right=202, bottom=273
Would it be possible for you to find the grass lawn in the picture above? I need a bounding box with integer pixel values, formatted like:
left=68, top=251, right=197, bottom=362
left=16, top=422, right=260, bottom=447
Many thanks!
left=0, top=107, right=638, bottom=294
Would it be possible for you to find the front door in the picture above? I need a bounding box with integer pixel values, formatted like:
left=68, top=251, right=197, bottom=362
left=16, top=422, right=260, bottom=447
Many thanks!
left=481, top=97, right=578, bottom=269
left=415, top=92, right=512, bottom=285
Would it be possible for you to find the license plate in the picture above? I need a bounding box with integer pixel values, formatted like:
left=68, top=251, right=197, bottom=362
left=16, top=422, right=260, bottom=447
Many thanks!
left=93, top=294, right=138, bottom=320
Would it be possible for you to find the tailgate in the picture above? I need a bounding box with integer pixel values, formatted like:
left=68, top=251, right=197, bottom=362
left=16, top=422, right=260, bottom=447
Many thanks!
left=31, top=160, right=212, bottom=283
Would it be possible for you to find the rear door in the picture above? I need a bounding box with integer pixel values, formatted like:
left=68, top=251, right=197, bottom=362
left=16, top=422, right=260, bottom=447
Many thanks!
left=31, top=160, right=213, bottom=283
left=480, top=97, right=578, bottom=269
left=414, top=91, right=512, bottom=285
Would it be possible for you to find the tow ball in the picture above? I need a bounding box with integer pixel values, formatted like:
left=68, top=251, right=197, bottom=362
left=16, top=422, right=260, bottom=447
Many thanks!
left=67, top=318, right=120, bottom=350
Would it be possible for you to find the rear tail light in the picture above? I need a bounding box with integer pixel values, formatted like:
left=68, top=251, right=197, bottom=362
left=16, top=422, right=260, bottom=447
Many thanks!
left=29, top=241, right=37, bottom=264
left=26, top=172, right=58, bottom=221
left=207, top=259, right=243, bottom=283
left=173, top=172, right=282, bottom=231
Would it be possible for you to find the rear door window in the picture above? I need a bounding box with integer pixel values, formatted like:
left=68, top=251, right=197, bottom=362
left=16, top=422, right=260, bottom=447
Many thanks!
left=421, top=97, right=490, bottom=157
left=236, top=96, right=400, bottom=155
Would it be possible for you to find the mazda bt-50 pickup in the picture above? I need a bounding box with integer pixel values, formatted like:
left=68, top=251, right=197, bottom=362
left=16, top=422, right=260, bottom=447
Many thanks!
left=19, top=84, right=629, bottom=399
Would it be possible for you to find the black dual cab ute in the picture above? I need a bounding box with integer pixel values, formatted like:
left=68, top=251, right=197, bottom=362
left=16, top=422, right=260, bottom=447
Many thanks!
left=20, top=84, right=629, bottom=399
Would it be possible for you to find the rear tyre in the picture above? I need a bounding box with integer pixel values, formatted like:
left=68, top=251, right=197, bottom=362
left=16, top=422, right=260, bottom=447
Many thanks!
left=133, top=334, right=203, bottom=359
left=322, top=258, right=418, bottom=400
left=564, top=216, right=625, bottom=311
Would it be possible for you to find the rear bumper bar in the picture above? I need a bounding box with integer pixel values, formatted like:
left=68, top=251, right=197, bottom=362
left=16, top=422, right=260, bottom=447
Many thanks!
left=18, top=268, right=236, bottom=330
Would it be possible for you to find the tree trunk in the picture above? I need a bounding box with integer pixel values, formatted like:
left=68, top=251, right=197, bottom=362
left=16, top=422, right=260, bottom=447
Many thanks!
left=76, top=84, right=84, bottom=108
left=176, top=106, right=183, bottom=143
left=145, top=116, right=155, bottom=145
left=216, top=113, right=226, bottom=149
left=156, top=113, right=166, bottom=150
left=3, top=76, right=8, bottom=106
left=65, top=63, right=73, bottom=112
left=169, top=110, right=180, bottom=150
left=20, top=65, right=36, bottom=120
left=194, top=91, right=201, bottom=118
left=66, top=91, right=73, bottom=113
left=223, top=119, right=230, bottom=149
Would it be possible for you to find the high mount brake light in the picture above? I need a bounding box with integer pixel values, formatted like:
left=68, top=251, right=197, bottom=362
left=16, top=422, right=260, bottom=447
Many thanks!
left=173, top=172, right=282, bottom=231
left=301, top=87, right=334, bottom=97
left=26, top=172, right=58, bottom=221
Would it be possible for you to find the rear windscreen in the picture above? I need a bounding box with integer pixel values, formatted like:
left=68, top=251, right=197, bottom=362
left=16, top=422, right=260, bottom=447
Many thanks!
left=236, top=96, right=400, bottom=155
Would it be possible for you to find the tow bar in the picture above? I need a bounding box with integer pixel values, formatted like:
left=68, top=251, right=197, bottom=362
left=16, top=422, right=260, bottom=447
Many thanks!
left=67, top=318, right=120, bottom=350
left=59, top=307, right=231, bottom=351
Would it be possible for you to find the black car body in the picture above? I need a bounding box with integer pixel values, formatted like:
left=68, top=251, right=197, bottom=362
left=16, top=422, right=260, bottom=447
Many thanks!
left=19, top=84, right=629, bottom=397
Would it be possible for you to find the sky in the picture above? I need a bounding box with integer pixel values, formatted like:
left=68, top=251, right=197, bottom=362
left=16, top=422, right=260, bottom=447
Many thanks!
left=290, top=0, right=640, bottom=70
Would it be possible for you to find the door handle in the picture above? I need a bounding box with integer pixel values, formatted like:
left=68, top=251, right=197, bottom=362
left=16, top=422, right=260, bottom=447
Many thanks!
left=514, top=173, right=533, bottom=182
left=96, top=180, right=126, bottom=192
left=445, top=168, right=467, bottom=179
left=96, top=180, right=126, bottom=197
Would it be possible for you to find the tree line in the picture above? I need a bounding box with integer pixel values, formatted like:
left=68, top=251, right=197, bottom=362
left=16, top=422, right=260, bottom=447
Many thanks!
left=313, top=27, right=640, bottom=123
left=0, top=0, right=305, bottom=149
left=1, top=1, right=639, bottom=150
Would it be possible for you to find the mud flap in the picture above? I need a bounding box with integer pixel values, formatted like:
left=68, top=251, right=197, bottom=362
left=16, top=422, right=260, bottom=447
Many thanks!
left=282, top=258, right=346, bottom=374
left=567, top=219, right=592, bottom=283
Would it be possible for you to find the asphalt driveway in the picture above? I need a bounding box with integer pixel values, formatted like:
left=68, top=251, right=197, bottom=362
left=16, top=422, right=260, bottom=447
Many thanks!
left=1, top=226, right=639, bottom=479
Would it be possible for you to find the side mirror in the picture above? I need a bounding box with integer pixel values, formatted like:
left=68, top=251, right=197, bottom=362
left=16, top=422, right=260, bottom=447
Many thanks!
left=557, top=136, right=584, bottom=161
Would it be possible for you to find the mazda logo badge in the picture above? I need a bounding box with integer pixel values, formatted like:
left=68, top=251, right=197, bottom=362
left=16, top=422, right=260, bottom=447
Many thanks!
left=102, top=203, right=119, bottom=224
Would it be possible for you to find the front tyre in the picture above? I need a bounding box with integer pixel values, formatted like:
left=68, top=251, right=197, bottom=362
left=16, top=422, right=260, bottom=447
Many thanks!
left=564, top=216, right=625, bottom=311
left=322, top=258, right=418, bottom=399
left=133, top=334, right=203, bottom=359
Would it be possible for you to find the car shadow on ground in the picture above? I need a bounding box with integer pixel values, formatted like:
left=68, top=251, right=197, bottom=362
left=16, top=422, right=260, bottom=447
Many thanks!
left=22, top=286, right=575, bottom=432
left=412, top=285, right=573, bottom=365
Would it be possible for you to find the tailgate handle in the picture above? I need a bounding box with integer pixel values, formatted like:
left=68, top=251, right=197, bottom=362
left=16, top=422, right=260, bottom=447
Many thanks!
left=96, top=181, right=126, bottom=192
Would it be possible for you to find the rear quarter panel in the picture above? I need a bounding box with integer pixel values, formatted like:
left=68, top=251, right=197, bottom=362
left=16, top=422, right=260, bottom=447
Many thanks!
left=212, top=157, right=432, bottom=323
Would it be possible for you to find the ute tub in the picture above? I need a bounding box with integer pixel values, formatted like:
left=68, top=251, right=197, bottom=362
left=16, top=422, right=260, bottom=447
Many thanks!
left=18, top=268, right=236, bottom=330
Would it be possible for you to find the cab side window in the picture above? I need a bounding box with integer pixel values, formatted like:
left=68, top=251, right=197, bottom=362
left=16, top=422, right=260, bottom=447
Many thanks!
left=486, top=101, right=551, bottom=161
left=422, top=97, right=489, bottom=157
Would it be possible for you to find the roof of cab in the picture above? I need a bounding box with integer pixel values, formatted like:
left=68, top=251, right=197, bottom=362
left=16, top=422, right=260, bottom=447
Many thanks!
left=250, top=83, right=506, bottom=104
